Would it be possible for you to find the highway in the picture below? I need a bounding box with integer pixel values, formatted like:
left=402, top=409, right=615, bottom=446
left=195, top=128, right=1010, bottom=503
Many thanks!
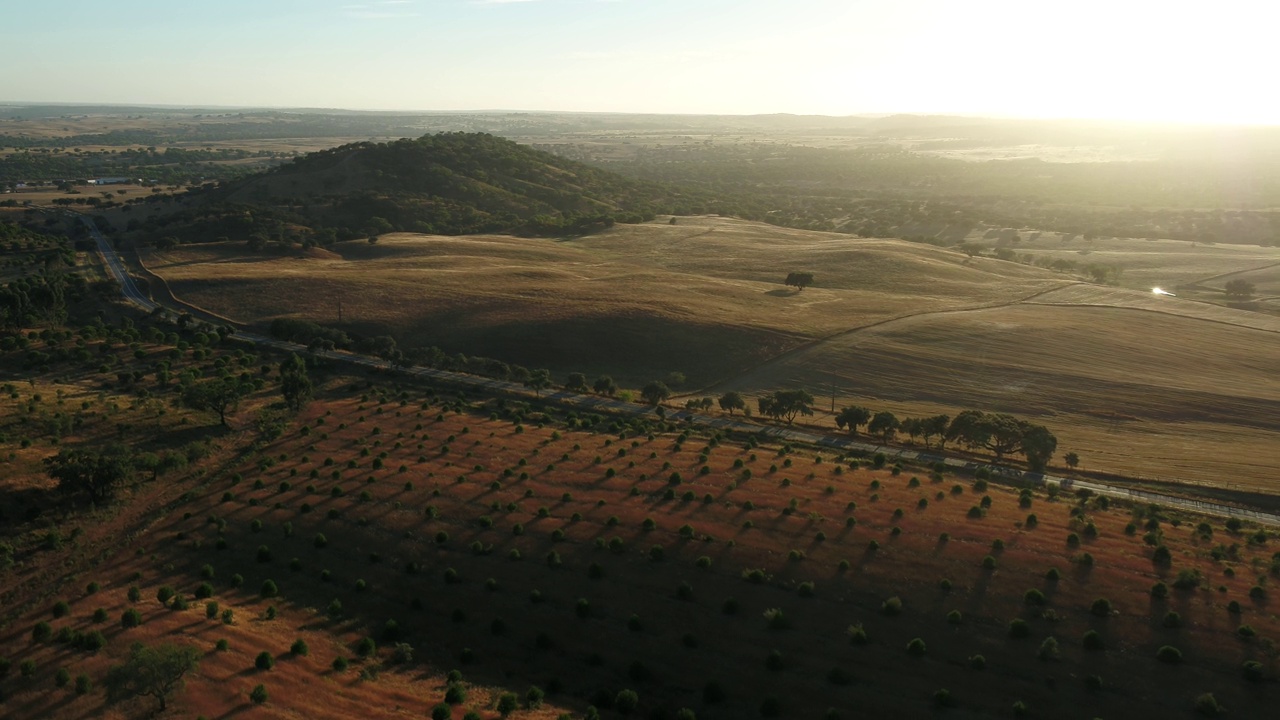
left=83, top=217, right=1280, bottom=527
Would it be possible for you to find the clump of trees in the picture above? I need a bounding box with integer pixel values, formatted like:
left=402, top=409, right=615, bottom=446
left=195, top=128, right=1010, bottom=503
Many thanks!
left=830, top=405, right=1058, bottom=469
left=758, top=389, right=814, bottom=424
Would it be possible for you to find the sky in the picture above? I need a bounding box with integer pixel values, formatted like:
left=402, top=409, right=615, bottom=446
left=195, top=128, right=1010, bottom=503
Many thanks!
left=2, top=0, right=1277, bottom=124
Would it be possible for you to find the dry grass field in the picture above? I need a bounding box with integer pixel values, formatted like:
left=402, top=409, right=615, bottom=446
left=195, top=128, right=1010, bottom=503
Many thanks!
left=992, top=233, right=1280, bottom=294
left=2, top=382, right=1277, bottom=720
left=142, top=216, right=1065, bottom=385
left=137, top=216, right=1280, bottom=494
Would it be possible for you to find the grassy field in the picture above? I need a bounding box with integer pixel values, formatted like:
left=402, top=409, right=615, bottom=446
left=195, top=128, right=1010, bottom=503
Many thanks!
left=142, top=216, right=1065, bottom=386
left=136, top=216, right=1280, bottom=494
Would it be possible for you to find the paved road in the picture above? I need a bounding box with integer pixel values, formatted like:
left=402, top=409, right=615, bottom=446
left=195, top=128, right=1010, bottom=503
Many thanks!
left=83, top=218, right=1280, bottom=527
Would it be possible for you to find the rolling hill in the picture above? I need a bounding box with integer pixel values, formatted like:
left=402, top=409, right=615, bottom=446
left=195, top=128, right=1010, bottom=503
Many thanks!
left=134, top=133, right=702, bottom=243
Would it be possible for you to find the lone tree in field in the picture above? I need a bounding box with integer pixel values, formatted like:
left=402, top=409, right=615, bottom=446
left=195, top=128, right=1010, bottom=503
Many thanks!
left=784, top=272, right=815, bottom=290
left=45, top=445, right=135, bottom=504
left=524, top=369, right=552, bottom=397
left=718, top=391, right=746, bottom=415
left=182, top=376, right=250, bottom=427
left=1064, top=452, right=1080, bottom=470
left=104, top=642, right=201, bottom=713
left=641, top=381, right=671, bottom=406
left=835, top=406, right=872, bottom=435
left=564, top=372, right=588, bottom=392
left=758, top=389, right=815, bottom=424
left=593, top=375, right=618, bottom=396
left=868, top=411, right=900, bottom=443
left=1224, top=279, right=1256, bottom=299
left=278, top=353, right=313, bottom=411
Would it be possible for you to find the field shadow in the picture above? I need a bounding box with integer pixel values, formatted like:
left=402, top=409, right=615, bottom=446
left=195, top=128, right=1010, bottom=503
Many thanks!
left=764, top=289, right=800, bottom=297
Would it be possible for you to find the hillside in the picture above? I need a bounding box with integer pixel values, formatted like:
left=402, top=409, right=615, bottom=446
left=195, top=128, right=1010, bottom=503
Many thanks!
left=132, top=133, right=701, bottom=242
left=3, top=372, right=1278, bottom=720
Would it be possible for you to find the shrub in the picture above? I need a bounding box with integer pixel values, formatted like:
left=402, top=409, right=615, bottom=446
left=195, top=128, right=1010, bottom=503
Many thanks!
left=1082, top=629, right=1105, bottom=650
left=445, top=683, right=467, bottom=704
left=356, top=637, right=376, bottom=657
left=847, top=623, right=868, bottom=644
left=1037, top=636, right=1059, bottom=661
left=75, top=673, right=92, bottom=695
left=497, top=693, right=519, bottom=716
left=121, top=608, right=143, bottom=628
left=255, top=651, right=274, bottom=670
left=982, top=555, right=997, bottom=570
left=615, top=689, right=640, bottom=714
left=249, top=684, right=269, bottom=704
left=1024, top=588, right=1045, bottom=606
left=32, top=621, right=52, bottom=642
left=947, top=610, right=962, bottom=624
left=55, top=666, right=71, bottom=687
left=526, top=685, right=545, bottom=709
left=260, top=579, right=278, bottom=598
left=1242, top=660, right=1265, bottom=682
left=934, top=689, right=953, bottom=708
left=332, top=656, right=349, bottom=671
left=291, top=638, right=309, bottom=656
left=969, top=654, right=986, bottom=670
left=1156, top=645, right=1183, bottom=664
left=1151, top=581, right=1169, bottom=598
left=1008, top=619, right=1030, bottom=638
left=906, top=637, right=927, bottom=656
left=1090, top=598, right=1112, bottom=617
left=881, top=596, right=902, bottom=615
left=1194, top=693, right=1223, bottom=716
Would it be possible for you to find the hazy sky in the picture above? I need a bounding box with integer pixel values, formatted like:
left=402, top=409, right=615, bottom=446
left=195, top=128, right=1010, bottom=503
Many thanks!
left=3, top=0, right=1276, bottom=124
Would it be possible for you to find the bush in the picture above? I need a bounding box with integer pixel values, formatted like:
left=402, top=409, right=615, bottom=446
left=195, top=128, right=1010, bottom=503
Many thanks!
left=1090, top=598, right=1113, bottom=617
left=260, top=579, right=278, bottom=598
left=1024, top=588, right=1045, bottom=606
left=615, top=689, right=640, bottom=714
left=356, top=637, right=376, bottom=657
left=525, top=685, right=545, bottom=709
left=75, top=673, right=92, bottom=695
left=1082, top=629, right=1104, bottom=650
left=1242, top=660, right=1265, bottom=682
left=906, top=637, right=927, bottom=656
left=1008, top=619, right=1030, bottom=638
left=497, top=692, right=519, bottom=716
left=81, top=630, right=106, bottom=652
left=881, top=596, right=902, bottom=616
left=291, top=638, right=309, bottom=656
left=250, top=684, right=269, bottom=704
left=32, top=621, right=52, bottom=642
left=1156, top=645, right=1183, bottom=664
left=1194, top=692, right=1223, bottom=716
left=1037, top=636, right=1059, bottom=661
left=121, top=608, right=143, bottom=628
left=431, top=705, right=451, bottom=720
left=445, top=683, right=467, bottom=704
left=255, top=651, right=274, bottom=670
left=332, top=656, right=349, bottom=671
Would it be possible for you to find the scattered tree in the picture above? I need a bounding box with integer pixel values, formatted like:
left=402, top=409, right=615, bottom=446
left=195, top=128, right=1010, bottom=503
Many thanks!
left=104, top=642, right=201, bottom=713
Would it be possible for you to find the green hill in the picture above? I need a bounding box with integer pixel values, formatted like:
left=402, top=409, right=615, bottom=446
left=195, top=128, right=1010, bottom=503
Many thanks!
left=135, top=133, right=702, bottom=244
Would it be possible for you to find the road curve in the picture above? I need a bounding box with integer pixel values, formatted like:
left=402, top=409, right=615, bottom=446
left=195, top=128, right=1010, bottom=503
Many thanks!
left=83, top=218, right=1280, bottom=527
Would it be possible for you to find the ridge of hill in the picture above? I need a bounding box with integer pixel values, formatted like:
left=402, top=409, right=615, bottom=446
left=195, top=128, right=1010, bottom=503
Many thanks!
left=137, top=133, right=702, bottom=243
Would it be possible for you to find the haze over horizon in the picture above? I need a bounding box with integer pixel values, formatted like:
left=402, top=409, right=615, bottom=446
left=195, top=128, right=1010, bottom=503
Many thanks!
left=3, top=0, right=1277, bottom=126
